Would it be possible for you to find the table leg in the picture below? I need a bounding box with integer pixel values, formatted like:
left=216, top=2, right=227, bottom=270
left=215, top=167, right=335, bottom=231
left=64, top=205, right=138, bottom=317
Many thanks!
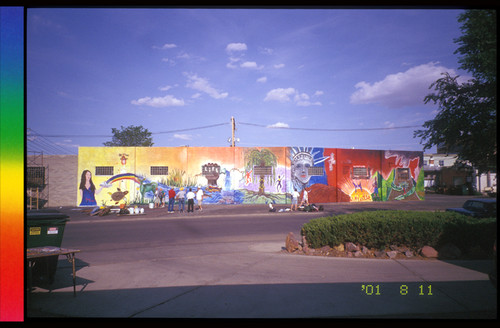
left=66, top=253, right=76, bottom=297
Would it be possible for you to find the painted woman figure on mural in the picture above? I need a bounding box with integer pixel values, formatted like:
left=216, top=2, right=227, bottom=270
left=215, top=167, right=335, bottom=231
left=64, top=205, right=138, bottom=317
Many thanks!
left=79, top=169, right=103, bottom=206
left=290, top=147, right=329, bottom=192
left=291, top=152, right=314, bottom=190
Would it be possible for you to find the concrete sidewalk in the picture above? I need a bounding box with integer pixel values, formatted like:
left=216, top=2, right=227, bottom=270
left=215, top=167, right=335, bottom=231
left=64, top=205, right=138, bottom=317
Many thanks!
left=53, top=193, right=478, bottom=223
left=27, top=240, right=497, bottom=318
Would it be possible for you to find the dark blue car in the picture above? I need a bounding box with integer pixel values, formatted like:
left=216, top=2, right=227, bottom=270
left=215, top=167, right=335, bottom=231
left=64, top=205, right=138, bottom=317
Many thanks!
left=446, top=198, right=497, bottom=218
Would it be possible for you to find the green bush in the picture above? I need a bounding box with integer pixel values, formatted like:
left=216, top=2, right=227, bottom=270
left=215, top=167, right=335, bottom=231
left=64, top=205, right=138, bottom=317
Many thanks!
left=300, top=210, right=496, bottom=253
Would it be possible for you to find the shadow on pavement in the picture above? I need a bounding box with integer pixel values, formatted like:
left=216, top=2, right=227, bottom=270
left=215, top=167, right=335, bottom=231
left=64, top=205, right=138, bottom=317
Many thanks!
left=27, top=280, right=497, bottom=319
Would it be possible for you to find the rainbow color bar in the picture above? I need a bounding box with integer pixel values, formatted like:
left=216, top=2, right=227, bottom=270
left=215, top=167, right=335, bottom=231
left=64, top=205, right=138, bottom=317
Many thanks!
left=0, top=7, right=24, bottom=322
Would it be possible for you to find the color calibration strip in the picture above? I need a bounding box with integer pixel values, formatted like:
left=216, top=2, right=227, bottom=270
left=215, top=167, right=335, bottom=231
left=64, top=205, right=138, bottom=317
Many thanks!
left=0, top=7, right=24, bottom=322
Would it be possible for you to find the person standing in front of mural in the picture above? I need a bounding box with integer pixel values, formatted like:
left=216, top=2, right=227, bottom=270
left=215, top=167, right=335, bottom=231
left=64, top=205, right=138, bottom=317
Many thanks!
left=291, top=188, right=300, bottom=211
left=154, top=187, right=161, bottom=208
left=159, top=188, right=165, bottom=208
left=196, top=187, right=204, bottom=211
left=300, top=188, right=309, bottom=207
left=168, top=188, right=176, bottom=213
left=176, top=187, right=186, bottom=213
left=186, top=188, right=195, bottom=213
left=79, top=170, right=104, bottom=206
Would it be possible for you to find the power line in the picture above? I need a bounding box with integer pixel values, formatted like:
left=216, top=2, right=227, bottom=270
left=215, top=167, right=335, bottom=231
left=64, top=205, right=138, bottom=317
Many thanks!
left=27, top=128, right=78, bottom=155
left=153, top=123, right=229, bottom=135
left=34, top=123, right=230, bottom=138
left=238, top=122, right=422, bottom=132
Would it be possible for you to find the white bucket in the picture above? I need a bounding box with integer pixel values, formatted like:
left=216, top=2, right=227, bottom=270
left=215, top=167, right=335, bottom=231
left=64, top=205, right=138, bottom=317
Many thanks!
left=149, top=203, right=154, bottom=209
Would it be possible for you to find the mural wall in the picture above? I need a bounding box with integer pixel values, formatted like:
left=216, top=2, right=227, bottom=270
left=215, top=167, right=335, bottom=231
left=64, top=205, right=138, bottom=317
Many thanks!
left=77, top=147, right=424, bottom=206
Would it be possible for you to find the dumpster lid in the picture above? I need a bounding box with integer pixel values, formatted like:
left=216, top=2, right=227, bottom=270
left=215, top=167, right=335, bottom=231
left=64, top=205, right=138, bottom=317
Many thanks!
left=27, top=210, right=69, bottom=220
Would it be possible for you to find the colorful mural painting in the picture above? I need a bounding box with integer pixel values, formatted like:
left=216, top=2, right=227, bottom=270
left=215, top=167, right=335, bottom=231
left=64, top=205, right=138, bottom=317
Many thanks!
left=77, top=146, right=424, bottom=206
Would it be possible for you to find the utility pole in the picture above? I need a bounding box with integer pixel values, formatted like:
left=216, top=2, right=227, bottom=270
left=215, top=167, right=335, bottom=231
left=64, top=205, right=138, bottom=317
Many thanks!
left=231, top=116, right=235, bottom=147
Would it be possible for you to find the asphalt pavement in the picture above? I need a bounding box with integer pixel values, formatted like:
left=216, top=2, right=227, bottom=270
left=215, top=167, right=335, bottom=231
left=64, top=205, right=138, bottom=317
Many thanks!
left=26, top=194, right=497, bottom=320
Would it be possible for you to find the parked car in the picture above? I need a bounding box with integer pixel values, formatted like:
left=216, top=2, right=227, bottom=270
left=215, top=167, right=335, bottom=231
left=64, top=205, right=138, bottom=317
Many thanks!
left=446, top=198, right=497, bottom=218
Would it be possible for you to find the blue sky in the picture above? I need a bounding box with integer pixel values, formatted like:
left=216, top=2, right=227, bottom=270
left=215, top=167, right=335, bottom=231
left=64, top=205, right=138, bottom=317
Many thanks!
left=27, top=8, right=468, bottom=154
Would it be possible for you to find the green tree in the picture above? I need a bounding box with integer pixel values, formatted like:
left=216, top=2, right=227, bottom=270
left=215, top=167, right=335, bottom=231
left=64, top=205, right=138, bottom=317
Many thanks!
left=415, top=10, right=496, bottom=174
left=103, top=125, right=154, bottom=147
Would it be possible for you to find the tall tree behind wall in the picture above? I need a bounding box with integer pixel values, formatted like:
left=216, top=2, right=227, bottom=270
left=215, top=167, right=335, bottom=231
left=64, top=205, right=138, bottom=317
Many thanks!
left=415, top=9, right=496, bottom=174
left=103, top=125, right=154, bottom=147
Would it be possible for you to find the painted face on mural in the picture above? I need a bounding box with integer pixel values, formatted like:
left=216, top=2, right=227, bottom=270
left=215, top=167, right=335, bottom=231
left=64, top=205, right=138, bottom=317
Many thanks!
left=292, top=152, right=314, bottom=185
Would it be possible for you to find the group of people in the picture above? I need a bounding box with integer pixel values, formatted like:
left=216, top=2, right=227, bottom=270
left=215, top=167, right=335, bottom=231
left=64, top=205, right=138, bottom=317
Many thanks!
left=154, top=187, right=205, bottom=213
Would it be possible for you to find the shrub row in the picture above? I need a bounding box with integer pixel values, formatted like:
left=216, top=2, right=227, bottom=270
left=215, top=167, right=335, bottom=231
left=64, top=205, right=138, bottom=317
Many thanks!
left=300, top=210, right=496, bottom=253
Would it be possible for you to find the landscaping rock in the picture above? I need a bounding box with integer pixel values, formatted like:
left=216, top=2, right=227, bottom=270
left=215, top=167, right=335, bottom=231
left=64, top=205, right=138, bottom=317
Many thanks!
left=345, top=242, right=359, bottom=252
left=361, top=246, right=370, bottom=254
left=285, top=232, right=301, bottom=253
left=420, top=246, right=438, bottom=258
left=386, top=251, right=398, bottom=259
left=404, top=250, right=414, bottom=258
left=333, top=244, right=344, bottom=252
left=374, top=250, right=387, bottom=258
left=353, top=250, right=364, bottom=257
left=301, top=235, right=309, bottom=253
left=319, top=245, right=332, bottom=255
left=438, top=243, right=462, bottom=259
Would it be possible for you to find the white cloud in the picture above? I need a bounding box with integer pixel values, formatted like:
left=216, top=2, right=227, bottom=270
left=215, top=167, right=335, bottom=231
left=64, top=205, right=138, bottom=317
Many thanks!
left=240, top=61, right=263, bottom=69
left=274, top=63, right=285, bottom=69
left=257, top=76, right=267, bottom=83
left=267, top=122, right=289, bottom=128
left=259, top=47, right=274, bottom=55
left=226, top=42, right=247, bottom=53
left=264, top=88, right=296, bottom=102
left=264, top=88, right=322, bottom=106
left=314, top=90, right=324, bottom=96
left=153, top=43, right=177, bottom=50
left=185, top=73, right=228, bottom=99
left=161, top=57, right=176, bottom=66
left=297, top=101, right=322, bottom=107
left=384, top=121, right=395, bottom=128
left=162, top=43, right=177, bottom=49
left=350, top=62, right=463, bottom=108
left=131, top=95, right=185, bottom=107
left=159, top=85, right=172, bottom=91
left=226, top=57, right=240, bottom=69
left=174, top=133, right=192, bottom=140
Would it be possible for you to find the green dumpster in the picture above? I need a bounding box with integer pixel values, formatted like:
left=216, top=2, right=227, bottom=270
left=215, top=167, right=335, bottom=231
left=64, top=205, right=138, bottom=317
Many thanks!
left=26, top=210, right=69, bottom=285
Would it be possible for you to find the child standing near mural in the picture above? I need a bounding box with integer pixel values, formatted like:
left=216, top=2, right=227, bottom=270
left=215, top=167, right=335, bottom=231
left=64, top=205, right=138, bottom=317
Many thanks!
left=186, top=188, right=195, bottom=212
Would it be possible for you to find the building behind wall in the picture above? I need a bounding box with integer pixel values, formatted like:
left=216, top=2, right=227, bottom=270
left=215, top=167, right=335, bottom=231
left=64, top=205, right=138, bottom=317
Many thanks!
left=27, top=154, right=78, bottom=208
left=423, top=153, right=497, bottom=195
